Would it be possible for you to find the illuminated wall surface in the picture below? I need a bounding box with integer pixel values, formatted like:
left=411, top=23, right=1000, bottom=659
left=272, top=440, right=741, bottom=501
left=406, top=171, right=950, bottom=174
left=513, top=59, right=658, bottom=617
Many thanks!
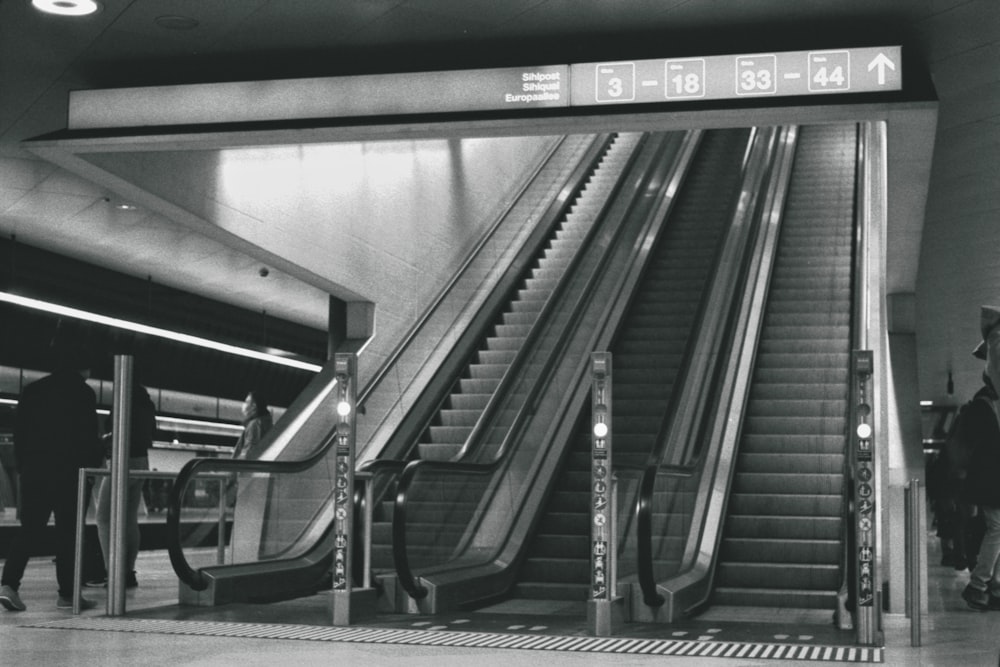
left=68, top=46, right=902, bottom=129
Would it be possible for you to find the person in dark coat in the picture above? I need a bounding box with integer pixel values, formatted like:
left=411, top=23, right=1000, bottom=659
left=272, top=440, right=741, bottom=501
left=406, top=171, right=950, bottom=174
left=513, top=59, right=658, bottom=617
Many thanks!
left=0, top=344, right=103, bottom=611
left=959, top=305, right=1000, bottom=610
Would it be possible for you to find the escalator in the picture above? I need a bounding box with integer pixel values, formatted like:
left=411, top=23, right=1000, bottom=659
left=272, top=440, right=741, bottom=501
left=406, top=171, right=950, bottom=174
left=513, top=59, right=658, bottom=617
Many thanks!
left=367, top=132, right=649, bottom=573
left=709, top=123, right=857, bottom=614
left=511, top=128, right=753, bottom=603
left=167, top=132, right=665, bottom=603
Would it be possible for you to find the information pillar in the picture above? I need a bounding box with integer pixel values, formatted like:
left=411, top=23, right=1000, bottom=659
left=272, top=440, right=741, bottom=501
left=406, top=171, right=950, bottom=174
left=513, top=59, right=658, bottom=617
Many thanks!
left=588, top=352, right=624, bottom=635
left=330, top=353, right=377, bottom=625
left=851, top=350, right=882, bottom=645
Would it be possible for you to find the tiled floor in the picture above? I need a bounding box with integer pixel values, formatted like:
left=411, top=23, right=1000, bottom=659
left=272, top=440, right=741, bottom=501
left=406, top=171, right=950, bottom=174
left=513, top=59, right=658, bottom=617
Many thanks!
left=2, top=538, right=999, bottom=666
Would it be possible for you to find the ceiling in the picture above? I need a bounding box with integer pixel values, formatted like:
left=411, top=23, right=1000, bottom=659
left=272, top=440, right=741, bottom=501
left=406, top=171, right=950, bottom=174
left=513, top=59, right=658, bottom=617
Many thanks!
left=0, top=0, right=997, bottom=404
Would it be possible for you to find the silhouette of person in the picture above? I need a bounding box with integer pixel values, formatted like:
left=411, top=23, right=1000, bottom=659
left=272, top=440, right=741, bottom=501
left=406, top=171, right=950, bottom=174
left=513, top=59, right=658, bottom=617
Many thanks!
left=0, top=343, right=103, bottom=611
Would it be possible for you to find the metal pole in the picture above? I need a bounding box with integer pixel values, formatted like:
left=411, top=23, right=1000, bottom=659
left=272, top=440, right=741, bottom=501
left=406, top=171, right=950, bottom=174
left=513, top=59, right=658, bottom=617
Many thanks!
left=73, top=468, right=87, bottom=615
left=907, top=479, right=922, bottom=647
left=363, top=475, right=373, bottom=590
left=217, top=477, right=227, bottom=565
left=609, top=473, right=617, bottom=600
left=108, top=355, right=133, bottom=616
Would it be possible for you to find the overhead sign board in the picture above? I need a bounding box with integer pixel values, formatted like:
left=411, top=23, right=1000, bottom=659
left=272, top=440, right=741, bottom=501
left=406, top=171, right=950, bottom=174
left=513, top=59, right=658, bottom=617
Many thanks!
left=569, top=46, right=901, bottom=107
left=68, top=46, right=901, bottom=130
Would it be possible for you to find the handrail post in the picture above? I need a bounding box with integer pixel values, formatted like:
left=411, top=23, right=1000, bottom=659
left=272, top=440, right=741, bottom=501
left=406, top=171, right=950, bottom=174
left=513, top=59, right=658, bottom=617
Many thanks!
left=217, top=476, right=227, bottom=565
left=906, top=479, right=923, bottom=646
left=363, top=473, right=373, bottom=590
left=72, top=467, right=88, bottom=614
left=588, top=352, right=624, bottom=635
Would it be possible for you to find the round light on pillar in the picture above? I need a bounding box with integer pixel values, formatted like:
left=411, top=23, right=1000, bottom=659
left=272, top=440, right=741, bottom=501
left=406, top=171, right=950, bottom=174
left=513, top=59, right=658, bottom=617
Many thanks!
left=593, top=422, right=609, bottom=439
left=32, top=0, right=100, bottom=16
left=856, top=423, right=872, bottom=440
left=336, top=401, right=351, bottom=417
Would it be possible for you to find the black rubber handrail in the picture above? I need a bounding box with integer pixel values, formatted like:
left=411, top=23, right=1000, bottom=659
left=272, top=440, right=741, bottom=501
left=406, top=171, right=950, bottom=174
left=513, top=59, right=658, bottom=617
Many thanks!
left=392, top=460, right=489, bottom=598
left=391, top=133, right=682, bottom=600
left=166, top=435, right=337, bottom=591
left=635, top=463, right=696, bottom=607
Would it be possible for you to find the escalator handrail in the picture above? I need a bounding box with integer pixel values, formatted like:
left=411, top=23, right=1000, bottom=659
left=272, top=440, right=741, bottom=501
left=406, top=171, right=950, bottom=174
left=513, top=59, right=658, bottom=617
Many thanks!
left=391, top=133, right=684, bottom=600
left=166, top=433, right=338, bottom=590
left=839, top=121, right=876, bottom=616
left=392, top=459, right=490, bottom=599
left=636, top=463, right=697, bottom=607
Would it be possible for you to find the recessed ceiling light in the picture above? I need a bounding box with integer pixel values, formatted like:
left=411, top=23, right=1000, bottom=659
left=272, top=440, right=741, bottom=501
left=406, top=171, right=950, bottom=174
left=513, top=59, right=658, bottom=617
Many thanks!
left=155, top=15, right=200, bottom=30
left=32, top=0, right=101, bottom=16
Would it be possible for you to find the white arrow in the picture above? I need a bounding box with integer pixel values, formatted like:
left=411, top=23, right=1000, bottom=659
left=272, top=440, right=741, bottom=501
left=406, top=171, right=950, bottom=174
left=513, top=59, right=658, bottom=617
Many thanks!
left=867, top=52, right=896, bottom=85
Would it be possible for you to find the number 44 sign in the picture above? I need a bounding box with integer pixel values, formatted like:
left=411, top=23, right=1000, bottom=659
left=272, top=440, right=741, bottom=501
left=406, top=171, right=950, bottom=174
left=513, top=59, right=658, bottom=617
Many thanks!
left=809, top=50, right=850, bottom=92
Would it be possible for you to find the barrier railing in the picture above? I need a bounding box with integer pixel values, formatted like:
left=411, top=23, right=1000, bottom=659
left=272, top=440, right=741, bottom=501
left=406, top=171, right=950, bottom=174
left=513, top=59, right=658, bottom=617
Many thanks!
left=72, top=468, right=230, bottom=615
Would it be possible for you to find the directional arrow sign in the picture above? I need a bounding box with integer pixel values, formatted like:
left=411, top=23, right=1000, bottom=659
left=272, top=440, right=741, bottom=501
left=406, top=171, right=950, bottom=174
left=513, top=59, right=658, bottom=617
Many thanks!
left=867, top=52, right=897, bottom=85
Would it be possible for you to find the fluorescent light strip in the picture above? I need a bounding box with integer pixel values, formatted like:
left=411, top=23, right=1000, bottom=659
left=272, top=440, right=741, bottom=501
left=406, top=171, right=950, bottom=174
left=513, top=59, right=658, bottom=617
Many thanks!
left=0, top=292, right=323, bottom=373
left=9, top=401, right=242, bottom=434
left=157, top=415, right=243, bottom=435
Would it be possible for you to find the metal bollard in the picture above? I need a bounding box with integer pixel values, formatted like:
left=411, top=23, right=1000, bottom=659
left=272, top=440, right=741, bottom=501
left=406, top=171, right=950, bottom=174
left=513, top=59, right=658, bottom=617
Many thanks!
left=906, top=479, right=922, bottom=647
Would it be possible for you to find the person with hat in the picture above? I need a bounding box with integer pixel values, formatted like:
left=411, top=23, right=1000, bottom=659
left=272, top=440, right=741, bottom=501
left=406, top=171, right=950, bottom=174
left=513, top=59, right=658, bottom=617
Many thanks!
left=956, top=305, right=1000, bottom=610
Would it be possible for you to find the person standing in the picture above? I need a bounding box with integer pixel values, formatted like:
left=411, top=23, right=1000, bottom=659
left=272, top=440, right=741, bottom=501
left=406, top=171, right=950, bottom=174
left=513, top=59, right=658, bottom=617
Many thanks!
left=231, top=390, right=273, bottom=460
left=0, top=343, right=103, bottom=611
left=959, top=305, right=1000, bottom=610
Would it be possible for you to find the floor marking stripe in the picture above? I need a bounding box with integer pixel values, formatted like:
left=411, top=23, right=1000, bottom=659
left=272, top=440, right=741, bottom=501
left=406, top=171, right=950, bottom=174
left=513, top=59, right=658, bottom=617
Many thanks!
left=21, top=617, right=882, bottom=662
